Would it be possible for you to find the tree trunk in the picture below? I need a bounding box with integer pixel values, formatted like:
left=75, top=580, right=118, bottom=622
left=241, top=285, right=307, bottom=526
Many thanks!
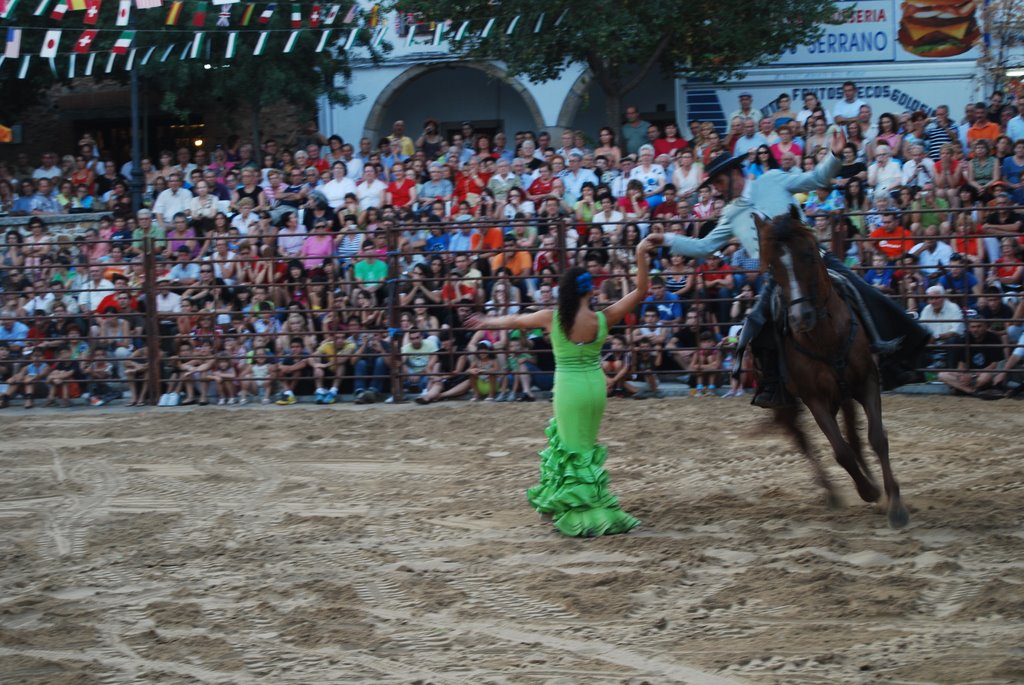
left=250, top=101, right=262, bottom=154
left=605, top=91, right=623, bottom=132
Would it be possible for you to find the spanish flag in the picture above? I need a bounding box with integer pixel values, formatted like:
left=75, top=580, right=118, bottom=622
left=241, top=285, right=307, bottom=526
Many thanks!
left=164, top=0, right=181, bottom=24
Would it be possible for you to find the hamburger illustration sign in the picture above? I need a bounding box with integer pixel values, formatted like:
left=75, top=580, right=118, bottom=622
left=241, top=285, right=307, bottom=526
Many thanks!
left=898, top=0, right=980, bottom=57
left=774, top=0, right=980, bottom=65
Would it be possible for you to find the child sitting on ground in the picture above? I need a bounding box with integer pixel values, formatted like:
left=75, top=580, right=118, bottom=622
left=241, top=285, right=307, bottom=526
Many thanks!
left=689, top=330, right=723, bottom=397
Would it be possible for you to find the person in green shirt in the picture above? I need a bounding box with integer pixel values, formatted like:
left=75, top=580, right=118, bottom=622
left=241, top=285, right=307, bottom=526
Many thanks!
left=353, top=243, right=388, bottom=298
left=909, top=189, right=950, bottom=236
left=130, top=208, right=167, bottom=257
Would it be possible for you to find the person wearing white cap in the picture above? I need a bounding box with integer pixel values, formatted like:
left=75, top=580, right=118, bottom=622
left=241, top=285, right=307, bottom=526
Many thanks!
left=728, top=92, right=763, bottom=125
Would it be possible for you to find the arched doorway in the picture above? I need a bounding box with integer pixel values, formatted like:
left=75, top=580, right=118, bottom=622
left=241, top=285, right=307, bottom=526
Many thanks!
left=363, top=62, right=545, bottom=144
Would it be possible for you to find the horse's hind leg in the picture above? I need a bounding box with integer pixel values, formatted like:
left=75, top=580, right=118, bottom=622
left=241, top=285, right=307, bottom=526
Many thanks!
left=773, top=405, right=839, bottom=509
left=860, top=385, right=909, bottom=528
left=841, top=399, right=880, bottom=495
left=805, top=399, right=881, bottom=504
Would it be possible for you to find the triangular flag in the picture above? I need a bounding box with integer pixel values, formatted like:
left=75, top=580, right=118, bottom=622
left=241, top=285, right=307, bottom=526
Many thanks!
left=125, top=46, right=136, bottom=68
left=239, top=1, right=252, bottom=24
left=84, top=50, right=95, bottom=73
left=371, top=25, right=385, bottom=46
left=454, top=20, right=468, bottom=41
left=224, top=30, right=236, bottom=57
left=314, top=28, right=330, bottom=52
left=283, top=29, right=298, bottom=52
left=505, top=15, right=519, bottom=35
left=82, top=0, right=100, bottom=25
left=405, top=22, right=415, bottom=47
left=164, top=0, right=180, bottom=24
left=533, top=13, right=544, bottom=33
left=343, top=26, right=355, bottom=49
left=480, top=18, right=494, bottom=38
left=309, top=3, right=319, bottom=27
left=105, top=51, right=115, bottom=72
left=341, top=2, right=354, bottom=23
left=74, top=27, right=96, bottom=52
left=18, top=55, right=31, bottom=79
left=48, top=56, right=58, bottom=77
left=190, top=0, right=206, bottom=26
left=553, top=9, right=567, bottom=26
left=216, top=4, right=228, bottom=25
left=40, top=29, right=60, bottom=58
left=140, top=44, right=154, bottom=62
left=116, top=0, right=130, bottom=25
left=67, top=52, right=75, bottom=75
left=289, top=3, right=299, bottom=27
left=112, top=29, right=133, bottom=53
left=189, top=31, right=202, bottom=57
left=34, top=0, right=52, bottom=16
left=433, top=21, right=443, bottom=46
left=159, top=42, right=173, bottom=61
left=258, top=2, right=273, bottom=23
left=4, top=28, right=21, bottom=59
left=252, top=29, right=266, bottom=54
left=178, top=40, right=188, bottom=58
left=323, top=3, right=338, bottom=25
left=49, top=0, right=66, bottom=19
left=135, top=0, right=161, bottom=8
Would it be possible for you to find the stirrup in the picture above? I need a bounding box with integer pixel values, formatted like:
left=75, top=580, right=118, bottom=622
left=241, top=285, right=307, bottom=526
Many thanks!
left=751, top=384, right=794, bottom=409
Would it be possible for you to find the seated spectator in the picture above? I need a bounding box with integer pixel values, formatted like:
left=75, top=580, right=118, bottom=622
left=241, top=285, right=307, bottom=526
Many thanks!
left=868, top=212, right=915, bottom=263
left=602, top=334, right=636, bottom=398
left=937, top=252, right=982, bottom=310
left=867, top=144, right=902, bottom=199
left=909, top=226, right=954, bottom=280
left=631, top=331, right=665, bottom=400
left=688, top=330, right=722, bottom=397
left=937, top=315, right=1004, bottom=395
left=918, top=284, right=964, bottom=368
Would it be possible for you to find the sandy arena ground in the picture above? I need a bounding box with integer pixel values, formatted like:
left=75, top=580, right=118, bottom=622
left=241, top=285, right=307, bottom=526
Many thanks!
left=1, top=395, right=1023, bottom=685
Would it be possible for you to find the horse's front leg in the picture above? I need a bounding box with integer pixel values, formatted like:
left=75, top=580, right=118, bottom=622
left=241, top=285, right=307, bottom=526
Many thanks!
left=773, top=405, right=839, bottom=510
left=859, top=384, right=909, bottom=529
left=804, top=398, right=881, bottom=505
left=841, top=399, right=880, bottom=495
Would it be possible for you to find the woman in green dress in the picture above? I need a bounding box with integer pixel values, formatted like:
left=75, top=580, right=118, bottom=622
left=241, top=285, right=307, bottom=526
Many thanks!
left=469, top=234, right=661, bottom=536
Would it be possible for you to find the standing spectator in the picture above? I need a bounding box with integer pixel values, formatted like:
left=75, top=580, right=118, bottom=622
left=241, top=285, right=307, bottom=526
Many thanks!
left=832, top=81, right=866, bottom=126
left=621, top=104, right=651, bottom=156
left=728, top=92, right=762, bottom=124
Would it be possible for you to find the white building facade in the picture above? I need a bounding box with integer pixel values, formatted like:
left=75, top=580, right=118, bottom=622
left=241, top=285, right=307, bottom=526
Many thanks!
left=320, top=2, right=988, bottom=147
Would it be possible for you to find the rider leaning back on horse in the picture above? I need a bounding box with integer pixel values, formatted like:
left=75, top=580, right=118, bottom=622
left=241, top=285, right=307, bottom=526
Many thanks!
left=661, top=127, right=932, bottom=408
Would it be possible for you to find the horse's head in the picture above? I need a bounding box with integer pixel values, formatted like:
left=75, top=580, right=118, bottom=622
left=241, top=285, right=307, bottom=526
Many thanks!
left=755, top=205, right=831, bottom=334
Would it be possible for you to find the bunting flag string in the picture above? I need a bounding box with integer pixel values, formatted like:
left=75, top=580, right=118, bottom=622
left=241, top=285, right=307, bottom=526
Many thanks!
left=0, top=5, right=568, bottom=78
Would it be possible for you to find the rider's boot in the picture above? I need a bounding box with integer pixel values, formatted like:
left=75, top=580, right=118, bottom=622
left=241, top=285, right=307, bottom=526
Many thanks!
left=751, top=347, right=794, bottom=409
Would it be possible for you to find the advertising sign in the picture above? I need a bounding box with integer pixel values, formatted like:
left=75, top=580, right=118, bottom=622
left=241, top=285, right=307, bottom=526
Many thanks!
left=773, top=0, right=981, bottom=66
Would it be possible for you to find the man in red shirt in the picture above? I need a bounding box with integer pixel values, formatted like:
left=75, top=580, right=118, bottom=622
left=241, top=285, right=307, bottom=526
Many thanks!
left=869, top=212, right=916, bottom=262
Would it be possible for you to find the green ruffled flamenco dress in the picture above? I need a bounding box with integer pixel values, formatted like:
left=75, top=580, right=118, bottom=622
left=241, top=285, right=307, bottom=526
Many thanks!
left=526, top=311, right=639, bottom=537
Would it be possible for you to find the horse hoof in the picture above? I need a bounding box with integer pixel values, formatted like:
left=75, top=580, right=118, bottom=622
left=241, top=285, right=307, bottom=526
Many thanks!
left=888, top=506, right=910, bottom=529
left=857, top=483, right=882, bottom=504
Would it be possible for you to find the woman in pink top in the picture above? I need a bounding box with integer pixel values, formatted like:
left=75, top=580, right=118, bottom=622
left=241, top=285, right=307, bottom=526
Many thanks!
left=299, top=219, right=335, bottom=270
left=770, top=123, right=802, bottom=164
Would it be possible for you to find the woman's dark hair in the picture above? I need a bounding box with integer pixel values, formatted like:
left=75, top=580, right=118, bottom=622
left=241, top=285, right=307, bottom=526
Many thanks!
left=557, top=265, right=589, bottom=339
left=755, top=145, right=779, bottom=169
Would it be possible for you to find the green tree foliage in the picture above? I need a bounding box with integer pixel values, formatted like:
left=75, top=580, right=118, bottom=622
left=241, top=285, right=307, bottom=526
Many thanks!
left=394, top=0, right=843, bottom=123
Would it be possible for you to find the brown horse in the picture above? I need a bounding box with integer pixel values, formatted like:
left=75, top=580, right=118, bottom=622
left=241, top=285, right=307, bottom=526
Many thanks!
left=755, top=206, right=909, bottom=528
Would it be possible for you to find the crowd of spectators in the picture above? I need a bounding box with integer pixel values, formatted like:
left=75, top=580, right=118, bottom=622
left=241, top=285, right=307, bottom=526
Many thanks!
left=1, top=82, right=1023, bottom=408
